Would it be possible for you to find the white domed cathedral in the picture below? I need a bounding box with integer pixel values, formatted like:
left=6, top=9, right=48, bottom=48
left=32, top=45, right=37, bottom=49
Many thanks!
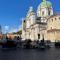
left=22, top=0, right=60, bottom=42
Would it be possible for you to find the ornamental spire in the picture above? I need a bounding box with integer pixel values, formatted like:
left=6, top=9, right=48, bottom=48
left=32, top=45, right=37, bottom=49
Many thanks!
left=29, top=6, right=34, bottom=12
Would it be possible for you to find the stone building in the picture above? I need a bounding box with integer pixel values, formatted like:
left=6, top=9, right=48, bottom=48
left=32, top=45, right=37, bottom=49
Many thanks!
left=47, top=14, right=60, bottom=42
left=22, top=0, right=60, bottom=42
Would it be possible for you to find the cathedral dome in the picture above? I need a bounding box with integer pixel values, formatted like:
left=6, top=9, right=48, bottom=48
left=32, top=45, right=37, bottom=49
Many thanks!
left=37, top=0, right=53, bottom=17
left=38, top=0, right=52, bottom=9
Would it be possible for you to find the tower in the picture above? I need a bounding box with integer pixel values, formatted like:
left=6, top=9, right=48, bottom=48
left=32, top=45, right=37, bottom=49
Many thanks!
left=37, top=0, right=53, bottom=17
left=26, top=6, right=36, bottom=27
left=29, top=7, right=36, bottom=25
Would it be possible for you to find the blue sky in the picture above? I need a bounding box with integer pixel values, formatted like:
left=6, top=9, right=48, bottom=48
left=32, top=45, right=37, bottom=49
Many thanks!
left=0, top=0, right=60, bottom=33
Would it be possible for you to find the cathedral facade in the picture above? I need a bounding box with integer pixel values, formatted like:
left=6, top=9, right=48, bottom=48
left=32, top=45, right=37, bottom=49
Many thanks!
left=22, top=0, right=60, bottom=42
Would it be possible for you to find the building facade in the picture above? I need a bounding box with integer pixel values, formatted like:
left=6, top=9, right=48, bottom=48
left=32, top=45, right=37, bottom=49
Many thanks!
left=47, top=14, right=60, bottom=42
left=22, top=0, right=60, bottom=42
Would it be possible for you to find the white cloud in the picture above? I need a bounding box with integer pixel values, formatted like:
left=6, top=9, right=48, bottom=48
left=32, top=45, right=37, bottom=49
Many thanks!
left=2, top=25, right=22, bottom=34
left=5, top=26, right=9, bottom=30
left=9, top=28, right=18, bottom=33
left=2, top=26, right=9, bottom=34
left=9, top=25, right=22, bottom=33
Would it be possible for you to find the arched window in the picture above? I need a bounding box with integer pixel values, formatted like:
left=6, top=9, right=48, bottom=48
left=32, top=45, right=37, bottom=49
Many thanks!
left=59, top=17, right=60, bottom=20
left=55, top=18, right=57, bottom=20
left=38, top=34, right=40, bottom=39
left=42, top=11, right=44, bottom=16
left=24, top=20, right=25, bottom=23
left=48, top=10, right=50, bottom=15
left=48, top=8, right=51, bottom=15
left=51, top=27, right=52, bottom=29
left=52, top=19, right=53, bottom=22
